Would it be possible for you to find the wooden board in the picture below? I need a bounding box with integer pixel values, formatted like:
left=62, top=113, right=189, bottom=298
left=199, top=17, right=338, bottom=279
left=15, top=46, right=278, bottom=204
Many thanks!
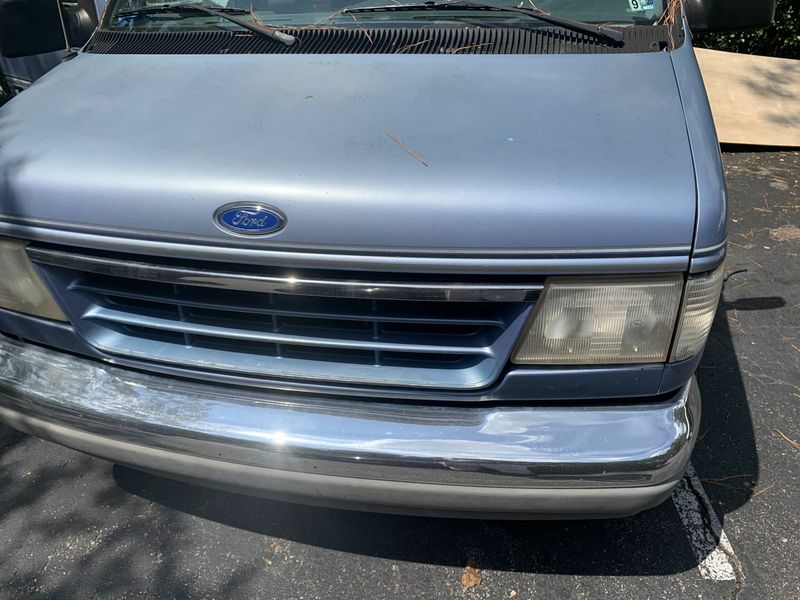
left=695, top=48, right=800, bottom=147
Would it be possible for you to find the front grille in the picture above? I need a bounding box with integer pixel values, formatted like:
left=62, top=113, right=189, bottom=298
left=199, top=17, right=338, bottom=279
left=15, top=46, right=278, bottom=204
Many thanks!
left=30, top=248, right=539, bottom=390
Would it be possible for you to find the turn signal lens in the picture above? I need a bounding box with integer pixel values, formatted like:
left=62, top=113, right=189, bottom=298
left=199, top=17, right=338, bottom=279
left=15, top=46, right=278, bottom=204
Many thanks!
left=0, top=238, right=67, bottom=321
left=670, top=266, right=724, bottom=362
left=513, top=276, right=683, bottom=365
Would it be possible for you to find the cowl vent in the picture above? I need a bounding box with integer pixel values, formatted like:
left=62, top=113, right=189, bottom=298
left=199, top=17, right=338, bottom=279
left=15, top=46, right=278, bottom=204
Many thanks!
left=85, top=25, right=678, bottom=55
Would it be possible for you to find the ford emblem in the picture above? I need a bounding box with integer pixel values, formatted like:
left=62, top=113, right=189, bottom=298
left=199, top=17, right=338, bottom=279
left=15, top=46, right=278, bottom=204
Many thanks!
left=214, top=203, right=286, bottom=236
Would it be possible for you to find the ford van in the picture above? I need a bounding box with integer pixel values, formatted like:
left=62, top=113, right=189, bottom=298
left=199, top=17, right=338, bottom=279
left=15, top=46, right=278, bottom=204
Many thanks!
left=0, top=0, right=775, bottom=517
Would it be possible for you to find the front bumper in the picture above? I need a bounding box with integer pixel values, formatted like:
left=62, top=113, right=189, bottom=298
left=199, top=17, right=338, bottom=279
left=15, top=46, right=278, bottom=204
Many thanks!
left=0, top=335, right=700, bottom=518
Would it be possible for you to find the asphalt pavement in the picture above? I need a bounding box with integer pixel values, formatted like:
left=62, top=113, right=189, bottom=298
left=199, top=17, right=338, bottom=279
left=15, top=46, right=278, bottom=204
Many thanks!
left=1, top=151, right=798, bottom=600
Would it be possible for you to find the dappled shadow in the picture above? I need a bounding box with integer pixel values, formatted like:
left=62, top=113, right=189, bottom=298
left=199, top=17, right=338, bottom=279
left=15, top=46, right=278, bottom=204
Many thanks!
left=699, top=50, right=799, bottom=146
left=0, top=440, right=195, bottom=599
left=739, top=60, right=800, bottom=130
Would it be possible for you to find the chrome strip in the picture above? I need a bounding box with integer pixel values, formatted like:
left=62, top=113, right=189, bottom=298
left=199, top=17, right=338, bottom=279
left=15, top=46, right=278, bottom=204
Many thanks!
left=87, top=335, right=502, bottom=389
left=693, top=239, right=727, bottom=255
left=28, top=247, right=543, bottom=302
left=689, top=246, right=726, bottom=274
left=4, top=221, right=691, bottom=274
left=0, top=335, right=700, bottom=491
left=84, top=305, right=496, bottom=356
left=71, top=280, right=508, bottom=325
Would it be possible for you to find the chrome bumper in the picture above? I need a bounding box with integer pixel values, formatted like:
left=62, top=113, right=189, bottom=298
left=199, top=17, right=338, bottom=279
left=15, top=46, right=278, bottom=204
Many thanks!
left=0, top=335, right=700, bottom=518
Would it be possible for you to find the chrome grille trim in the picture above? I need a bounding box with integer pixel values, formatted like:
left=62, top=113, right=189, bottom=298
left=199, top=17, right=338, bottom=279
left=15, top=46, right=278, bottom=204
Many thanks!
left=28, top=248, right=543, bottom=302
left=69, top=280, right=508, bottom=326
left=83, top=305, right=497, bottom=356
left=30, top=247, right=537, bottom=389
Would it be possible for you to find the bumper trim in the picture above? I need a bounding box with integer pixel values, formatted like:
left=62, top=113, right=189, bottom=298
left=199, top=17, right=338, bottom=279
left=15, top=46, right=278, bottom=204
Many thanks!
left=0, top=336, right=700, bottom=517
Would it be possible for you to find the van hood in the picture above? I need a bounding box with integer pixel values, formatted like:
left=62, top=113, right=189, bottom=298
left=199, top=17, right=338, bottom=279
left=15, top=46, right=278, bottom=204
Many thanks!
left=0, top=52, right=695, bottom=260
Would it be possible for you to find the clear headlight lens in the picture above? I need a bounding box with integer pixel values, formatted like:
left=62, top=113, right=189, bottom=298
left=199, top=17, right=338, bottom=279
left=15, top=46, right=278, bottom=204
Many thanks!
left=512, top=276, right=683, bottom=365
left=670, top=266, right=724, bottom=362
left=0, top=238, right=67, bottom=321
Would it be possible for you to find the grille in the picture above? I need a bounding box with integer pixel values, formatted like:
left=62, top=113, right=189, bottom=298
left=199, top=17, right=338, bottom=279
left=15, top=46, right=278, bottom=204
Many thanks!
left=85, top=25, right=679, bottom=56
left=30, top=248, right=538, bottom=390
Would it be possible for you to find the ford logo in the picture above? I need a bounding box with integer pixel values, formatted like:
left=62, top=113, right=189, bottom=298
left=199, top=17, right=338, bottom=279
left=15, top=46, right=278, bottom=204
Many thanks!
left=214, top=203, right=286, bottom=236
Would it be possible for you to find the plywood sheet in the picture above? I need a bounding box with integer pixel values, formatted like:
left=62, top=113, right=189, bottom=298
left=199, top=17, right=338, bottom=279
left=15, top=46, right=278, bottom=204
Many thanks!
left=695, top=48, right=800, bottom=147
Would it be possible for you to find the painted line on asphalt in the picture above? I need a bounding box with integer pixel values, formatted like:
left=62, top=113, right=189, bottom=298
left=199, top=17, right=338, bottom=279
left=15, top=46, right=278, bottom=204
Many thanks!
left=671, top=464, right=741, bottom=582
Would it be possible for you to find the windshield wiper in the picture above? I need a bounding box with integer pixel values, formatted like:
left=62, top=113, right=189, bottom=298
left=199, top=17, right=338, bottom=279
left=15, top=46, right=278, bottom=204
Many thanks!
left=115, top=2, right=296, bottom=46
left=342, top=1, right=624, bottom=44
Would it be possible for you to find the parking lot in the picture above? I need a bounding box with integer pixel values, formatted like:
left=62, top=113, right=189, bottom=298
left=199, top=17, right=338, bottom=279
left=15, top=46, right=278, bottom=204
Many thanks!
left=1, top=150, right=798, bottom=600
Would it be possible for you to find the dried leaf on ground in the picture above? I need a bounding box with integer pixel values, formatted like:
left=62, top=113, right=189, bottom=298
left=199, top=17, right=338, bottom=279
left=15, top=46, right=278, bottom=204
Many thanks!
left=460, top=563, right=483, bottom=588
left=769, top=225, right=800, bottom=242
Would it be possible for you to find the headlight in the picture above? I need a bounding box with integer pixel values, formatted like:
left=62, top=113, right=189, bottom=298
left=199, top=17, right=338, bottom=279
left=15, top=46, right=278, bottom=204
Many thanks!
left=0, top=238, right=67, bottom=321
left=512, top=276, right=683, bottom=365
left=670, top=266, right=724, bottom=362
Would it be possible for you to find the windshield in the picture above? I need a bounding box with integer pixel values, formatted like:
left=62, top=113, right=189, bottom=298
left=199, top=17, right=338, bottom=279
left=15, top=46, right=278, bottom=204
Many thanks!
left=105, top=0, right=666, bottom=30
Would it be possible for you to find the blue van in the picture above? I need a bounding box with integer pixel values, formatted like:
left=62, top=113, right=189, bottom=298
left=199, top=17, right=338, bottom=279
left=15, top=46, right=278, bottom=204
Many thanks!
left=0, top=0, right=775, bottom=518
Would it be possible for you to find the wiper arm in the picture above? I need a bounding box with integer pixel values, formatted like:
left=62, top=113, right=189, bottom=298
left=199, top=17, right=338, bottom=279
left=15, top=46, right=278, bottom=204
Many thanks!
left=115, top=2, right=296, bottom=46
left=343, top=1, right=624, bottom=44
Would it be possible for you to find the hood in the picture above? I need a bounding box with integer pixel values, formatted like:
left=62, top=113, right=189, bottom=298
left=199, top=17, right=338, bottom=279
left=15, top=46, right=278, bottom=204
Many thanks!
left=0, top=51, right=695, bottom=258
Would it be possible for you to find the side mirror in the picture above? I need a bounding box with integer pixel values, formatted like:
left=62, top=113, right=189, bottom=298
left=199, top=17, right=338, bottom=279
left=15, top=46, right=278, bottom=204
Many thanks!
left=63, top=0, right=101, bottom=47
left=0, top=0, right=98, bottom=59
left=684, top=0, right=776, bottom=33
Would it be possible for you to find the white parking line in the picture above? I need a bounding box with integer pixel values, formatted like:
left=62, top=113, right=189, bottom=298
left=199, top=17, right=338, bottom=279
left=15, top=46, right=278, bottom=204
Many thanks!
left=671, top=464, right=741, bottom=582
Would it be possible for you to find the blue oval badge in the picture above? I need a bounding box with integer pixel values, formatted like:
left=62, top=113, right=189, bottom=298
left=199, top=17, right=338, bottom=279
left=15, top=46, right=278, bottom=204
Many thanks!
left=214, top=203, right=286, bottom=236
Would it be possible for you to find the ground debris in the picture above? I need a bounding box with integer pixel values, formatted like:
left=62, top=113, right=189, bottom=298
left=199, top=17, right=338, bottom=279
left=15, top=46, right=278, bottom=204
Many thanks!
left=394, top=39, right=432, bottom=54
left=701, top=474, right=755, bottom=487
left=768, top=225, right=800, bottom=242
left=265, top=539, right=290, bottom=554
left=348, top=13, right=373, bottom=44
left=752, top=481, right=778, bottom=498
left=460, top=562, right=483, bottom=589
left=447, top=42, right=492, bottom=54
left=781, top=337, right=800, bottom=354
left=775, top=430, right=800, bottom=451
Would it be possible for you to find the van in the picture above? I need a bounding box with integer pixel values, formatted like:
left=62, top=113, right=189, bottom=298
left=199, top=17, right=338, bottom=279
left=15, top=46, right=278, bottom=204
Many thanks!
left=0, top=0, right=775, bottom=518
